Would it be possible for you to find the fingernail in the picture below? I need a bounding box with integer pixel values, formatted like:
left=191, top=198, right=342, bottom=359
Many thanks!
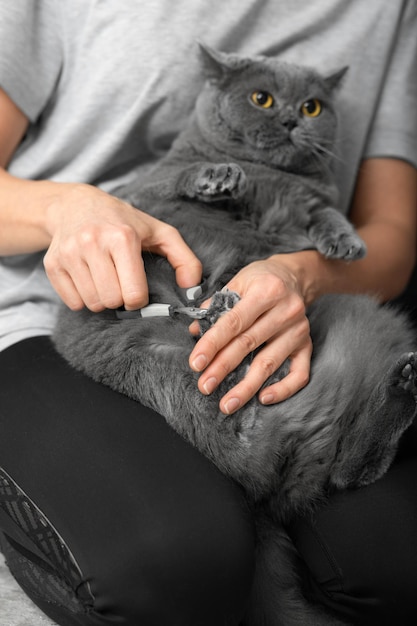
left=191, top=354, right=208, bottom=372
left=224, top=397, right=240, bottom=414
left=202, top=377, right=217, bottom=395
left=260, top=393, right=274, bottom=405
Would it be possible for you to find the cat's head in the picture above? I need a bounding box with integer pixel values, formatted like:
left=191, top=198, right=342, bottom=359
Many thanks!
left=195, top=44, right=347, bottom=172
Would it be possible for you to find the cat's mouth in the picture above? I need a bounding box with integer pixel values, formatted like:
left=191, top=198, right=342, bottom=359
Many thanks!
left=244, top=129, right=300, bottom=167
left=245, top=126, right=296, bottom=151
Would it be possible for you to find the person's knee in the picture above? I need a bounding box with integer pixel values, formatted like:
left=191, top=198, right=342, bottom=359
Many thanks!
left=1, top=491, right=254, bottom=626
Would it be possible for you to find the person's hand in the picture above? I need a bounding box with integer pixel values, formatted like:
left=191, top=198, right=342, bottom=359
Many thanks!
left=43, top=183, right=202, bottom=311
left=189, top=257, right=312, bottom=414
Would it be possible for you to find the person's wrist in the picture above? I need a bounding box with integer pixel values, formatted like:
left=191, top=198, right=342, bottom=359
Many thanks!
left=44, top=181, right=92, bottom=239
left=269, top=250, right=329, bottom=305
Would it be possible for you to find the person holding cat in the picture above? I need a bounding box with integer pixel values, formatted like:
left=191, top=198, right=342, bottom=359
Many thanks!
left=0, top=2, right=416, bottom=626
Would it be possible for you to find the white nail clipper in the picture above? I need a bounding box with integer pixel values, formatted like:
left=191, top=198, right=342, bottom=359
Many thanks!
left=115, top=284, right=209, bottom=320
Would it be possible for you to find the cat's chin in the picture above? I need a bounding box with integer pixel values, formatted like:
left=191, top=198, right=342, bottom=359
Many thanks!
left=247, top=142, right=301, bottom=171
left=237, top=130, right=299, bottom=168
left=246, top=126, right=290, bottom=148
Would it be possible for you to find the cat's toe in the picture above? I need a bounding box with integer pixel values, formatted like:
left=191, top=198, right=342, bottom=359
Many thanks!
left=217, top=164, right=247, bottom=198
left=196, top=163, right=246, bottom=199
left=324, top=234, right=366, bottom=260
left=390, top=352, right=417, bottom=398
left=343, top=240, right=367, bottom=260
left=199, top=289, right=240, bottom=331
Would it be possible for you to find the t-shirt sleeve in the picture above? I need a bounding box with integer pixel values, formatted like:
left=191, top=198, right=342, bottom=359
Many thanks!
left=362, top=0, right=417, bottom=168
left=0, top=1, right=63, bottom=123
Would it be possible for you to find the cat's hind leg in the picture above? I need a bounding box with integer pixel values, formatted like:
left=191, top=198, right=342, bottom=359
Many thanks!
left=393, top=351, right=417, bottom=397
left=332, top=351, right=417, bottom=489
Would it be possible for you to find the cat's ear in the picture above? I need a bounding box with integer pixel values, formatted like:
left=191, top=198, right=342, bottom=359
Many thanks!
left=197, top=42, right=251, bottom=81
left=324, top=66, right=349, bottom=91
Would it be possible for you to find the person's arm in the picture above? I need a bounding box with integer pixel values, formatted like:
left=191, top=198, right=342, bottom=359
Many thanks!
left=190, top=158, right=417, bottom=414
left=287, top=159, right=417, bottom=303
left=0, top=88, right=202, bottom=311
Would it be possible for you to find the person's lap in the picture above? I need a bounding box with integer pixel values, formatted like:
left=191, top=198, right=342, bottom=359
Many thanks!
left=1, top=336, right=417, bottom=626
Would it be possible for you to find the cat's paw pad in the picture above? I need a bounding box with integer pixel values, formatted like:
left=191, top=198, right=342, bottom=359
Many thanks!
left=199, top=290, right=240, bottom=332
left=196, top=163, right=247, bottom=200
left=321, top=232, right=366, bottom=261
left=390, top=352, right=417, bottom=398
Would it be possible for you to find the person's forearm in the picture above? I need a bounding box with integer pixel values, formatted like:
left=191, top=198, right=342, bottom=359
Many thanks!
left=0, top=168, right=62, bottom=254
left=276, top=159, right=417, bottom=305
left=274, top=220, right=416, bottom=305
left=0, top=89, right=54, bottom=254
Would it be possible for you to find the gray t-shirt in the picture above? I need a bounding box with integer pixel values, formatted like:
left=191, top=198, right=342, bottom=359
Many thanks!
left=0, top=0, right=416, bottom=351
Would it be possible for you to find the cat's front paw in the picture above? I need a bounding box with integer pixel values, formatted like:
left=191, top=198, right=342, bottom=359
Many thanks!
left=199, top=290, right=240, bottom=333
left=195, top=163, right=247, bottom=201
left=316, top=231, right=366, bottom=261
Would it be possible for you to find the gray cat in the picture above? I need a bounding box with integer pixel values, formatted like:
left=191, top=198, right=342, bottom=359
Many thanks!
left=54, top=45, right=417, bottom=625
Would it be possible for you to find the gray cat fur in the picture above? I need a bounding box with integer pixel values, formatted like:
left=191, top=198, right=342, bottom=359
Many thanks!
left=54, top=45, right=417, bottom=625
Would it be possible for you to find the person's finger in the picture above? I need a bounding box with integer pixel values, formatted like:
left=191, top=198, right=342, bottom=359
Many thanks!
left=195, top=313, right=276, bottom=393
left=217, top=320, right=312, bottom=414
left=190, top=289, right=304, bottom=377
left=259, top=347, right=311, bottom=405
left=189, top=297, right=269, bottom=373
left=146, top=222, right=203, bottom=288
left=108, top=227, right=148, bottom=310
left=258, top=342, right=312, bottom=405
left=189, top=272, right=298, bottom=371
left=43, top=240, right=96, bottom=310
left=45, top=264, right=85, bottom=310
left=65, top=259, right=106, bottom=311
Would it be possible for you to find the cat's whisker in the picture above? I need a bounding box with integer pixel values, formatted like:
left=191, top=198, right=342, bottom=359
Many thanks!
left=296, top=141, right=331, bottom=169
left=309, top=141, right=347, bottom=166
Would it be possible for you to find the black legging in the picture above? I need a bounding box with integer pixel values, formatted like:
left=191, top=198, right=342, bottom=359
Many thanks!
left=0, top=337, right=255, bottom=626
left=1, top=337, right=417, bottom=626
left=288, top=423, right=417, bottom=625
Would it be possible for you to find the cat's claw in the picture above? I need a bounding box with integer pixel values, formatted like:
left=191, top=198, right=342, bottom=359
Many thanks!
left=196, top=163, right=247, bottom=200
left=322, top=233, right=366, bottom=261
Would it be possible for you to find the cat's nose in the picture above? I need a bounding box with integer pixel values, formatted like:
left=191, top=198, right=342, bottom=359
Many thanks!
left=282, top=118, right=297, bottom=131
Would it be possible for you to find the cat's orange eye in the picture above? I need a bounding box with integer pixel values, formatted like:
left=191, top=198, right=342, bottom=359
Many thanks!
left=301, top=99, right=322, bottom=118
left=250, top=90, right=274, bottom=109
